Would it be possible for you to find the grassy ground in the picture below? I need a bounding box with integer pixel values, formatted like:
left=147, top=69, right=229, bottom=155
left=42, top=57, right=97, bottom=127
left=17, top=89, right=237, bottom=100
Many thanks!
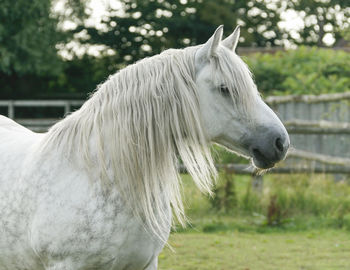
left=159, top=230, right=350, bottom=270
left=158, top=173, right=350, bottom=269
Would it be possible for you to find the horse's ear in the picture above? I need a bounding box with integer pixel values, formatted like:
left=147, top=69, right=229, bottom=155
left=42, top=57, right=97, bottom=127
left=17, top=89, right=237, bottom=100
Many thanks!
left=222, top=25, right=240, bottom=51
left=197, top=25, right=223, bottom=60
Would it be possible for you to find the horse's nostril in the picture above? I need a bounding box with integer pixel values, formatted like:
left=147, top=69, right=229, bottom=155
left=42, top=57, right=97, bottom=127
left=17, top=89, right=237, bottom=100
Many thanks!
left=252, top=148, right=264, bottom=160
left=275, top=137, right=284, bottom=152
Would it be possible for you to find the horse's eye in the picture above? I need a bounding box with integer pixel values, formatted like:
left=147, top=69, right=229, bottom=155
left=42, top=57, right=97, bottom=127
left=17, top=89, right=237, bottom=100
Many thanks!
left=219, top=85, right=230, bottom=96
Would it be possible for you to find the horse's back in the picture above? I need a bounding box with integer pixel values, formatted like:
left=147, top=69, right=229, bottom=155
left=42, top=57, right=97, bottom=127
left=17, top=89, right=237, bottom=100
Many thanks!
left=0, top=115, right=43, bottom=173
left=0, top=115, right=45, bottom=181
left=0, top=115, right=33, bottom=133
left=0, top=116, right=45, bottom=270
left=0, top=115, right=44, bottom=146
left=0, top=114, right=44, bottom=205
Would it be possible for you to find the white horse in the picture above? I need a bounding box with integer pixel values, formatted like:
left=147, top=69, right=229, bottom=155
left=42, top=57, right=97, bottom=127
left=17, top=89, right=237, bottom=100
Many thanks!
left=0, top=26, right=289, bottom=270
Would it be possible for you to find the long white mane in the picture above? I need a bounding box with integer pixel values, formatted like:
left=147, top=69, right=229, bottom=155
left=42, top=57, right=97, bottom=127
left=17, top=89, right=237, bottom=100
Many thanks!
left=40, top=46, right=219, bottom=240
left=40, top=43, right=257, bottom=241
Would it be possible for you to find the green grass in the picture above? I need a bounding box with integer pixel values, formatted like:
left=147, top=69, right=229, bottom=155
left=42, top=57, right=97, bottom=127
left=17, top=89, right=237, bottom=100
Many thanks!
left=158, top=173, right=350, bottom=269
left=159, top=230, right=350, bottom=270
left=180, top=173, right=350, bottom=232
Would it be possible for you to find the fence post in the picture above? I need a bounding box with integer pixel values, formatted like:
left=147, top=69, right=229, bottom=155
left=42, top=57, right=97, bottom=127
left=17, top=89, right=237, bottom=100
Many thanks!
left=64, top=101, right=70, bottom=116
left=8, top=101, right=14, bottom=119
left=252, top=175, right=263, bottom=193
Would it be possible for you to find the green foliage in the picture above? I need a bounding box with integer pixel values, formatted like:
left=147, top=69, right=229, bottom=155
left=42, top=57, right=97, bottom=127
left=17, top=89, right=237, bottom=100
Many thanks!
left=245, top=46, right=350, bottom=95
left=1, top=1, right=349, bottom=100
left=0, top=0, right=87, bottom=99
left=183, top=173, right=350, bottom=232
left=79, top=0, right=286, bottom=65
left=0, top=0, right=62, bottom=76
left=211, top=144, right=249, bottom=165
left=265, top=174, right=350, bottom=228
left=287, top=0, right=350, bottom=47
left=47, top=55, right=120, bottom=98
left=211, top=172, right=237, bottom=213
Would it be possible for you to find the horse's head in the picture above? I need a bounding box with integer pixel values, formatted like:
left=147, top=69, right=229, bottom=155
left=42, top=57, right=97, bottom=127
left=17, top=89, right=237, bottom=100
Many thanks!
left=195, top=25, right=289, bottom=169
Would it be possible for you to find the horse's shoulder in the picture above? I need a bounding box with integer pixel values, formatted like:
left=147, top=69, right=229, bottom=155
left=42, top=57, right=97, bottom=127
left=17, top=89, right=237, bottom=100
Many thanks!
left=0, top=115, right=32, bottom=134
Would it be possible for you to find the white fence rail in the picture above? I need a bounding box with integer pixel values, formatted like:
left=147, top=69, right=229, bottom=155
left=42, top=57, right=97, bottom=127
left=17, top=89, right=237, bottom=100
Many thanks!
left=0, top=100, right=84, bottom=120
left=0, top=100, right=85, bottom=132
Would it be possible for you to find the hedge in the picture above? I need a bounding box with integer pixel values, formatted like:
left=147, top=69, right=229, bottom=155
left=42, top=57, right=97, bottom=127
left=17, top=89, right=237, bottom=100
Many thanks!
left=244, top=46, right=350, bottom=96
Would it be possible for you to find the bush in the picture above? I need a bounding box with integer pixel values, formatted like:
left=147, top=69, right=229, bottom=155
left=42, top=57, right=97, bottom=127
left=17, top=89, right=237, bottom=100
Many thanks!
left=208, top=172, right=350, bottom=230
left=210, top=172, right=237, bottom=213
left=244, top=46, right=350, bottom=96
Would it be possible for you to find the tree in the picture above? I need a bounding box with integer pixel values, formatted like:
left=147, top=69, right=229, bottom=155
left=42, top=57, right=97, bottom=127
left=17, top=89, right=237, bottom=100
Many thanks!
left=0, top=0, right=61, bottom=76
left=78, top=0, right=286, bottom=65
left=287, top=0, right=350, bottom=47
left=0, top=0, right=87, bottom=98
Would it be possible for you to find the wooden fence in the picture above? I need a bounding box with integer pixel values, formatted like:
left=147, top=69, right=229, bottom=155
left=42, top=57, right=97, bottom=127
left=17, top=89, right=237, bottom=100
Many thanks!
left=267, top=92, right=350, bottom=171
left=1, top=93, right=350, bottom=178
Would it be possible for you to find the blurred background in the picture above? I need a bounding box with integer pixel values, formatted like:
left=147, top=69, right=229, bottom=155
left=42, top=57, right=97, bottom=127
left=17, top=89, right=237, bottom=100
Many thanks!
left=1, top=0, right=349, bottom=100
left=1, top=0, right=350, bottom=269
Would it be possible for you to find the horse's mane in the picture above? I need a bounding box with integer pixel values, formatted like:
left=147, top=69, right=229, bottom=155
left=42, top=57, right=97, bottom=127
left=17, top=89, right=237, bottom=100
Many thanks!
left=40, top=45, right=257, bottom=241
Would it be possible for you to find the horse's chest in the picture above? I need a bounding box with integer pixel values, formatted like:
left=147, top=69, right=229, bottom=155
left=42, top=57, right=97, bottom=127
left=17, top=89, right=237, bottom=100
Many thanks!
left=89, top=209, right=166, bottom=269
left=32, top=186, right=170, bottom=270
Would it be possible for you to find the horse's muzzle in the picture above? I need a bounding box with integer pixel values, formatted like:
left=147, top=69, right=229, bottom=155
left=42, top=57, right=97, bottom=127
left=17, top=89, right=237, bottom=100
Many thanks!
left=249, top=126, right=290, bottom=169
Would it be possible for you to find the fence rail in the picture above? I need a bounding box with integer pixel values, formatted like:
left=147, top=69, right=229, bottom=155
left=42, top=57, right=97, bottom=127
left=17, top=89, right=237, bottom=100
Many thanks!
left=179, top=163, right=350, bottom=175
left=2, top=94, right=350, bottom=177
left=266, top=91, right=350, bottom=105
left=265, top=91, right=350, bottom=179
left=0, top=100, right=84, bottom=119
left=284, top=120, right=350, bottom=134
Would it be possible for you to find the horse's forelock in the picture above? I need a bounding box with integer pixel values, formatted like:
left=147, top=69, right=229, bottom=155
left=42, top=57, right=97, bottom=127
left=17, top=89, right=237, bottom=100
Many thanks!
left=211, top=47, right=259, bottom=115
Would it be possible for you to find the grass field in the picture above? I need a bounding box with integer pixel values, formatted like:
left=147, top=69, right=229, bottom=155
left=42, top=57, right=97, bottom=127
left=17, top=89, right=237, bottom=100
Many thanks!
left=157, top=173, right=350, bottom=269
left=159, top=230, right=350, bottom=270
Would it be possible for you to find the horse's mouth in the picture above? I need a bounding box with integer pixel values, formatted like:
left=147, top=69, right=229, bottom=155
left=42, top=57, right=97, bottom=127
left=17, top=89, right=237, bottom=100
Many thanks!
left=251, top=148, right=276, bottom=169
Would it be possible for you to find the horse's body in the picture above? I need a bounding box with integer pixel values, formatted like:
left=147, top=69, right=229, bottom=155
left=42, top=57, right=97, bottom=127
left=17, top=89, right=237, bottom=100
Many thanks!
left=0, top=26, right=289, bottom=270
left=0, top=116, right=165, bottom=270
